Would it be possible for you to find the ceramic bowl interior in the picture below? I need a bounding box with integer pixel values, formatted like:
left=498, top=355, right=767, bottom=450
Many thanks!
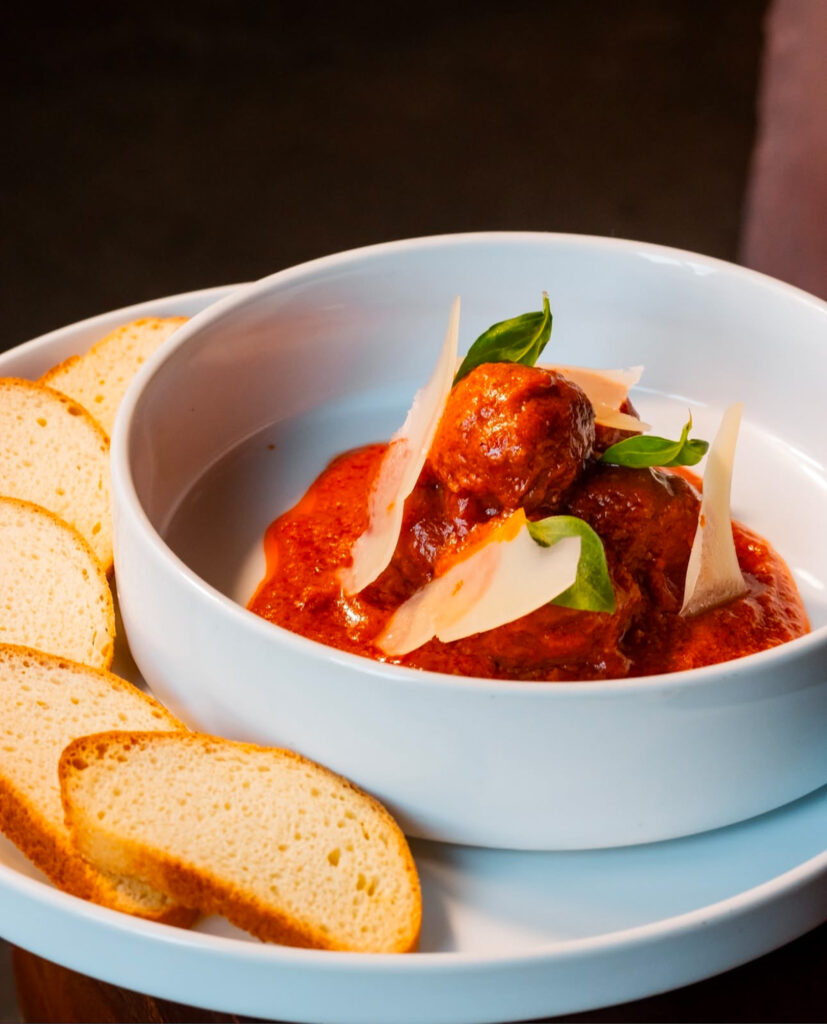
left=129, top=238, right=826, bottom=626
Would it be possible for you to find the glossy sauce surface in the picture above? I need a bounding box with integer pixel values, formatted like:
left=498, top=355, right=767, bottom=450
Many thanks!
left=248, top=364, right=809, bottom=681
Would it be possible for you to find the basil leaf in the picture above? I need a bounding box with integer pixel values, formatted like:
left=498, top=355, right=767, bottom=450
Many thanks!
left=454, top=292, right=552, bottom=385
left=526, top=515, right=615, bottom=613
left=600, top=415, right=709, bottom=468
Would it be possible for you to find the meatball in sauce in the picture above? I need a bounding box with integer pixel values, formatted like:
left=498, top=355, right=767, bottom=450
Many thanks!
left=249, top=363, right=809, bottom=680
left=428, top=363, right=594, bottom=515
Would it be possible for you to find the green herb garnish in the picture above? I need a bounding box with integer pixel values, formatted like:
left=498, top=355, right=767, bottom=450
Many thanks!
left=527, top=515, right=615, bottom=613
left=600, top=415, right=709, bottom=469
left=453, top=292, right=552, bottom=385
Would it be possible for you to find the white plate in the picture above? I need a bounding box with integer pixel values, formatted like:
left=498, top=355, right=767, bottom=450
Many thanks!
left=1, top=287, right=826, bottom=1024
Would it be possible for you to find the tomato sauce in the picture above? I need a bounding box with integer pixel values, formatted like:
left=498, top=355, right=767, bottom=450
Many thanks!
left=248, top=363, right=809, bottom=681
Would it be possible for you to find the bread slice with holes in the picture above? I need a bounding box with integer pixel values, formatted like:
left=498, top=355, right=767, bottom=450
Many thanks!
left=60, top=732, right=422, bottom=952
left=0, top=644, right=194, bottom=924
left=0, top=378, right=113, bottom=571
left=0, top=498, right=115, bottom=669
left=40, top=317, right=187, bottom=438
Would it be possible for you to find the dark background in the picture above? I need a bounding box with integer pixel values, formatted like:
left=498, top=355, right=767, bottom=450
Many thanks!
left=3, top=0, right=766, bottom=352
left=7, top=2, right=827, bottom=1022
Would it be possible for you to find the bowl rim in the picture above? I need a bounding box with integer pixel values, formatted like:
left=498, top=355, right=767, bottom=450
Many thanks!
left=111, top=230, right=827, bottom=698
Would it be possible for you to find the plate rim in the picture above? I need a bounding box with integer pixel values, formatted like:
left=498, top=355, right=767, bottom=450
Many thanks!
left=1, top=835, right=826, bottom=968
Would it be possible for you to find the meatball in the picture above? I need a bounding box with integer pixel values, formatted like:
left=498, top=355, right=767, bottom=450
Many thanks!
left=566, top=464, right=700, bottom=610
left=428, top=363, right=595, bottom=514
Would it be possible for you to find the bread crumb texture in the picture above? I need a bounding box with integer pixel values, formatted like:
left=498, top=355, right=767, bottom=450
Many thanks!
left=0, top=378, right=113, bottom=569
left=0, top=498, right=114, bottom=669
left=61, top=732, right=422, bottom=952
left=0, top=644, right=192, bottom=923
left=40, top=317, right=187, bottom=438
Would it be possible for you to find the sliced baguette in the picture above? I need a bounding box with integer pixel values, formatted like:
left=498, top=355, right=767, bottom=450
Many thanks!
left=60, top=732, right=422, bottom=953
left=0, top=378, right=113, bottom=570
left=0, top=498, right=114, bottom=669
left=40, top=317, right=187, bottom=437
left=0, top=645, right=194, bottom=925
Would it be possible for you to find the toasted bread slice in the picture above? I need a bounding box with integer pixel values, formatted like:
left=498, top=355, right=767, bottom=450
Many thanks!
left=0, top=498, right=114, bottom=669
left=60, top=732, right=422, bottom=952
left=0, top=645, right=194, bottom=925
left=0, top=378, right=113, bottom=570
left=40, top=317, right=187, bottom=437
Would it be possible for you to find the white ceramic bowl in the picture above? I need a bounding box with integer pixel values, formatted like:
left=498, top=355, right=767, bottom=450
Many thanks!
left=111, top=233, right=827, bottom=850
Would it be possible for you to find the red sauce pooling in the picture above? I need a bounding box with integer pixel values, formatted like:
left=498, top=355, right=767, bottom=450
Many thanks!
left=249, top=363, right=809, bottom=681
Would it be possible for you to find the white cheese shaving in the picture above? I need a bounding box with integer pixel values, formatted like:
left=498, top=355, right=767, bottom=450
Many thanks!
left=543, top=364, right=649, bottom=431
left=377, top=510, right=581, bottom=656
left=680, top=402, right=748, bottom=617
left=340, top=298, right=460, bottom=596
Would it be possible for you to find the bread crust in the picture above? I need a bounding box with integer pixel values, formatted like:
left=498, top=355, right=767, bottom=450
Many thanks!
left=0, top=498, right=115, bottom=669
left=0, top=645, right=195, bottom=925
left=0, top=643, right=168, bottom=709
left=39, top=353, right=82, bottom=389
left=60, top=731, right=422, bottom=953
left=0, top=377, right=110, bottom=447
left=39, top=317, right=188, bottom=440
left=0, top=378, right=113, bottom=573
left=0, top=773, right=195, bottom=926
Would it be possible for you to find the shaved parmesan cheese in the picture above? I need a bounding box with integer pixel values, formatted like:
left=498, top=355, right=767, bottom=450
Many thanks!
left=680, top=402, right=748, bottom=617
left=377, top=510, right=582, bottom=656
left=543, top=364, right=649, bottom=431
left=550, top=364, right=642, bottom=405
left=340, top=298, right=460, bottom=595
left=593, top=407, right=649, bottom=433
